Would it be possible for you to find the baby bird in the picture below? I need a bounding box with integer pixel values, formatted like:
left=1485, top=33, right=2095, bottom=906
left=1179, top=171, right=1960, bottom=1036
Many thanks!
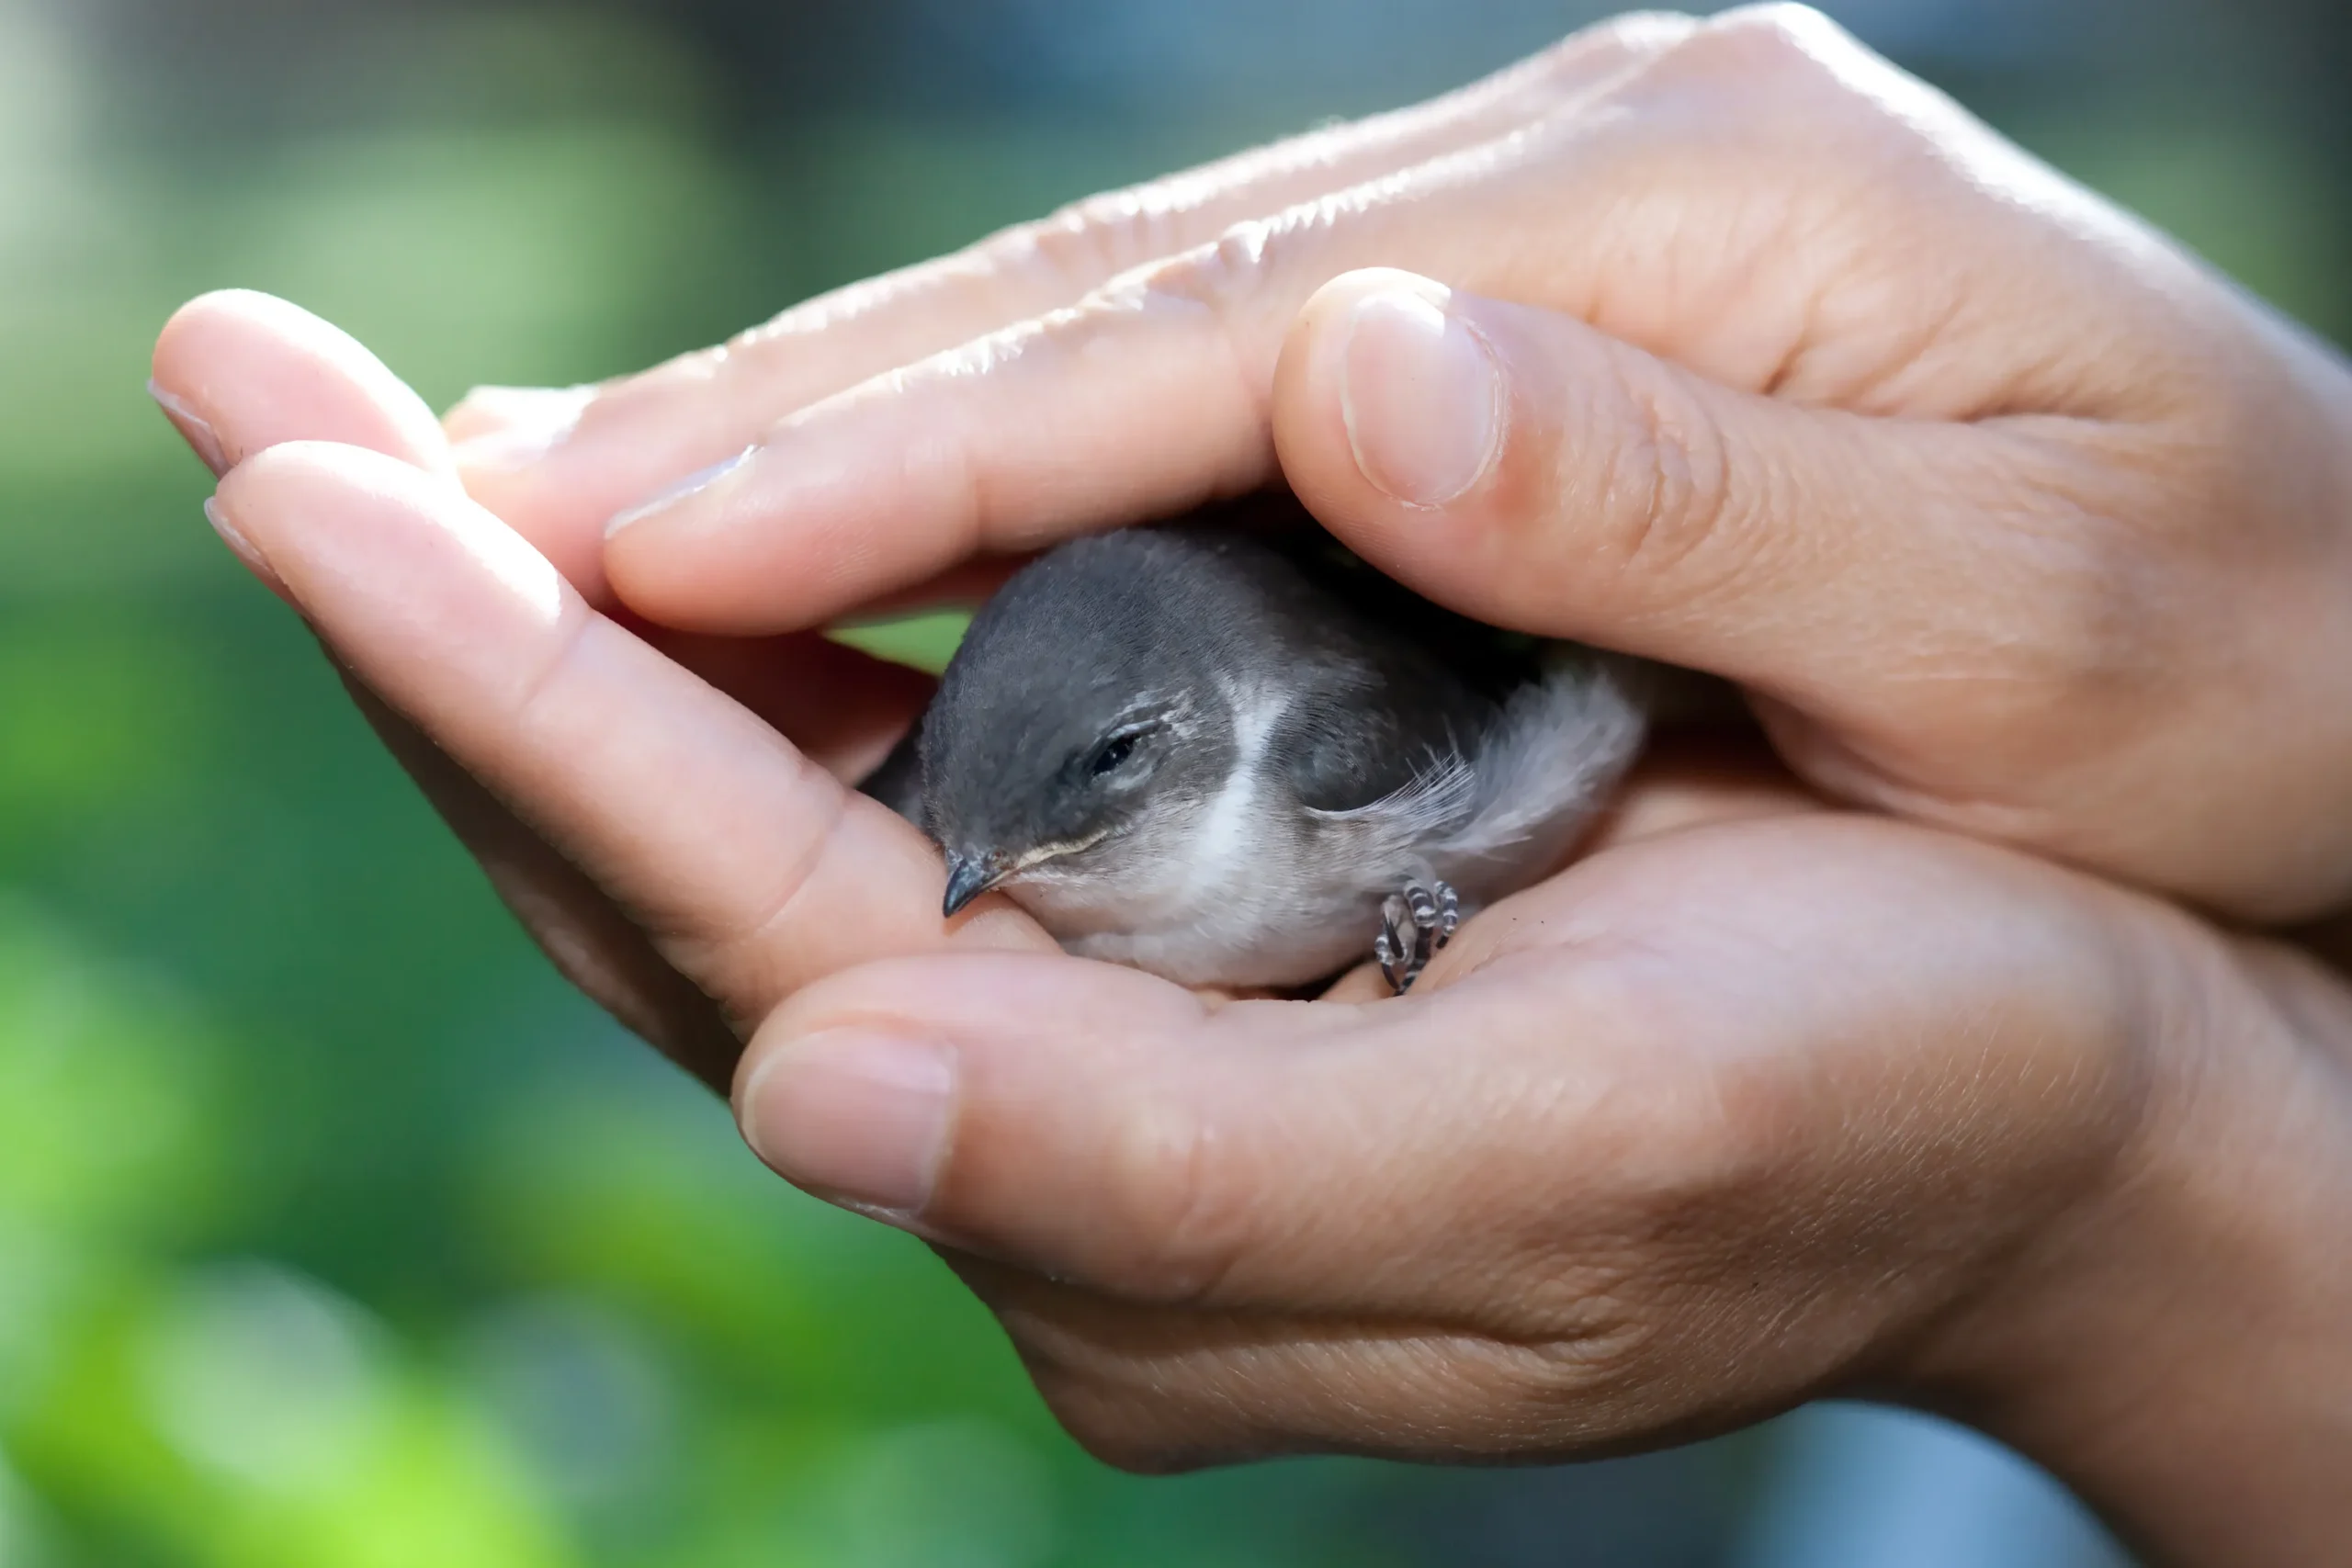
left=862, top=509, right=1649, bottom=992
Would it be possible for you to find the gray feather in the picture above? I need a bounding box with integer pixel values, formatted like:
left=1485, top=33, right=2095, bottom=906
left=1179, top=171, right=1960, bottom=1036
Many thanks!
left=870, top=505, right=1653, bottom=988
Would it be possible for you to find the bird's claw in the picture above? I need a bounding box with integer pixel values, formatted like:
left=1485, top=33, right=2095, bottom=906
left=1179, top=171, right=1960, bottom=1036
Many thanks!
left=1377, top=879, right=1460, bottom=994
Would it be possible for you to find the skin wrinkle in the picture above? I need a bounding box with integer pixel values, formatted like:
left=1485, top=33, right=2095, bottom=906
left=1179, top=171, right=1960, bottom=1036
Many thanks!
left=1092, top=1091, right=1256, bottom=1310
left=489, top=590, right=603, bottom=761
left=670, top=769, right=857, bottom=1019
left=1559, top=338, right=1741, bottom=602
left=1070, top=1318, right=1712, bottom=1464
left=1013, top=1286, right=1638, bottom=1408
left=1802, top=248, right=1971, bottom=413
left=985, top=28, right=1593, bottom=293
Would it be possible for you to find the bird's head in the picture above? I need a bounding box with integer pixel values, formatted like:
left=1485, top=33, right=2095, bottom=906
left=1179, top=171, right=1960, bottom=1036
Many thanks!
left=916, top=532, right=1243, bottom=920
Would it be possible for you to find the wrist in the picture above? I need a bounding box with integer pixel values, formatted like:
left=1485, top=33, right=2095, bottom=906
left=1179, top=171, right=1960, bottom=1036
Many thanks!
left=1896, top=913, right=2352, bottom=1565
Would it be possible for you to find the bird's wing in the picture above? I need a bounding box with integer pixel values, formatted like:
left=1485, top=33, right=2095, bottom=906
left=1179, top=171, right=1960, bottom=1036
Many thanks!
left=1433, top=649, right=1651, bottom=874
left=1301, top=748, right=1479, bottom=837
left=1274, top=646, right=1498, bottom=816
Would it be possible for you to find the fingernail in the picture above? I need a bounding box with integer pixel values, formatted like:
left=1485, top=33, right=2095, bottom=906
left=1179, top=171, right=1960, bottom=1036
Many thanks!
left=739, top=1030, right=956, bottom=1215
left=202, top=494, right=284, bottom=591
left=1340, top=287, right=1504, bottom=508
left=149, top=379, right=231, bottom=476
left=448, top=385, right=597, bottom=472
left=605, top=447, right=754, bottom=538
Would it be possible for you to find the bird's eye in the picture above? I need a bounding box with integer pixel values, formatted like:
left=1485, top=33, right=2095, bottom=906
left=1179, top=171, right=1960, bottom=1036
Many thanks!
left=1090, top=734, right=1139, bottom=776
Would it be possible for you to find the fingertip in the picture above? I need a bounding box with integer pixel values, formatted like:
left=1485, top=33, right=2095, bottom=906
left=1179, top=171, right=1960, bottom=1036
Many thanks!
left=151, top=288, right=457, bottom=479
left=736, top=952, right=1217, bottom=1257
left=218, top=434, right=435, bottom=502
left=209, top=439, right=424, bottom=562
left=1278, top=270, right=1657, bottom=645
left=1274, top=266, right=1500, bottom=550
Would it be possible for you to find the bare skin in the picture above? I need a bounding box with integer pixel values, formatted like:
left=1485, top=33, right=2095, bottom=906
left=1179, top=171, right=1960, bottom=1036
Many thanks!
left=152, top=298, right=2352, bottom=1568
left=464, top=6, right=2352, bottom=926
left=147, top=6, right=2352, bottom=1562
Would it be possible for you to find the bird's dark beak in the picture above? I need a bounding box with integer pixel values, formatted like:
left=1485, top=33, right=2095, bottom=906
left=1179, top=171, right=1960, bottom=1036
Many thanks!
left=942, top=850, right=1010, bottom=919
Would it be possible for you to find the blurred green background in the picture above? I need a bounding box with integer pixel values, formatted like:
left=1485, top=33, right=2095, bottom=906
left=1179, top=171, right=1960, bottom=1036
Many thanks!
left=0, top=1, right=2344, bottom=1563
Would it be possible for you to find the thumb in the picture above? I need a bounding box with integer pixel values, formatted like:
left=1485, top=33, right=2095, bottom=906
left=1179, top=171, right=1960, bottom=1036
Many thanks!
left=732, top=951, right=1645, bottom=1314
left=1270, top=268, right=2084, bottom=721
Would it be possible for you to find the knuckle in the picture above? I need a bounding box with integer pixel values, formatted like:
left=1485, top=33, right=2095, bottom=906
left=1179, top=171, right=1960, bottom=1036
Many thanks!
left=1101, top=1096, right=1254, bottom=1307
left=1637, top=5, right=1886, bottom=128
left=1575, top=358, right=1747, bottom=592
left=1489, top=1303, right=1668, bottom=1418
left=1679, top=3, right=1851, bottom=76
left=1124, top=216, right=1289, bottom=316
left=1080, top=212, right=1321, bottom=403
left=989, top=192, right=1173, bottom=292
left=1524, top=12, right=1690, bottom=91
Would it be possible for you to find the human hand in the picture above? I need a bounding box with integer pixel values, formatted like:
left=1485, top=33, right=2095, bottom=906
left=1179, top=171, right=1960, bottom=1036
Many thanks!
left=732, top=795, right=2352, bottom=1568
left=458, top=5, right=2352, bottom=925
left=158, top=297, right=2352, bottom=1568
left=150, top=292, right=1001, bottom=1090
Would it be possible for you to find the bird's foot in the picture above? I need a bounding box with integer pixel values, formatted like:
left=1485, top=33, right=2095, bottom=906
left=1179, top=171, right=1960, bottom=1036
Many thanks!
left=1375, top=879, right=1460, bottom=995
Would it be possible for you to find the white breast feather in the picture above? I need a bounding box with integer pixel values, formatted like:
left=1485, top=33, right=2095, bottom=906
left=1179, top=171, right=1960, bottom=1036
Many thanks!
left=1185, top=676, right=1283, bottom=885
left=1045, top=653, right=1647, bottom=988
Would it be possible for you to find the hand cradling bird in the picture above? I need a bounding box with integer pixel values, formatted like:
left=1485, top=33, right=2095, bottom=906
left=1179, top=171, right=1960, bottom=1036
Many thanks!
left=862, top=500, right=1652, bottom=994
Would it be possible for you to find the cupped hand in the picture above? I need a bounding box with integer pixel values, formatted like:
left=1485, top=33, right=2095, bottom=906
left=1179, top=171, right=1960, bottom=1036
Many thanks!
left=463, top=5, right=2352, bottom=924
left=151, top=291, right=1037, bottom=1091
left=156, top=295, right=2352, bottom=1568
left=734, top=795, right=2352, bottom=1567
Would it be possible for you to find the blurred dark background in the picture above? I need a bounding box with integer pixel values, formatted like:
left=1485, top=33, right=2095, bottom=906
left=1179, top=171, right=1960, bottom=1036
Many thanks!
left=0, top=1, right=2341, bottom=1563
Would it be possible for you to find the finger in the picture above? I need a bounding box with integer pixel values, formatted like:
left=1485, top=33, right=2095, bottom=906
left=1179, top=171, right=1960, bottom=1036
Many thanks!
left=1271, top=268, right=2127, bottom=757
left=594, top=13, right=1762, bottom=636
left=212, top=442, right=1052, bottom=1029
left=732, top=814, right=2144, bottom=1313
left=599, top=6, right=2146, bottom=640
left=842, top=555, right=1028, bottom=620
left=594, top=170, right=1512, bottom=632
left=733, top=818, right=2158, bottom=1466
left=154, top=288, right=938, bottom=779
left=153, top=291, right=746, bottom=1072
left=639, top=626, right=933, bottom=785
left=152, top=288, right=455, bottom=479
left=454, top=13, right=1698, bottom=598
left=731, top=938, right=1692, bottom=1318
left=153, top=292, right=941, bottom=1070
left=597, top=96, right=1691, bottom=635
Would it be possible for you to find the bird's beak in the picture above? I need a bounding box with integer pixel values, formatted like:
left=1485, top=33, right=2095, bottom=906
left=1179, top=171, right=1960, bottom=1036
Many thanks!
left=942, top=850, right=1011, bottom=919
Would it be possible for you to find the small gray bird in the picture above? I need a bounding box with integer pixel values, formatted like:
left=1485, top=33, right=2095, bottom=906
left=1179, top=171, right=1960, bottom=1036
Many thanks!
left=863, top=504, right=1650, bottom=992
